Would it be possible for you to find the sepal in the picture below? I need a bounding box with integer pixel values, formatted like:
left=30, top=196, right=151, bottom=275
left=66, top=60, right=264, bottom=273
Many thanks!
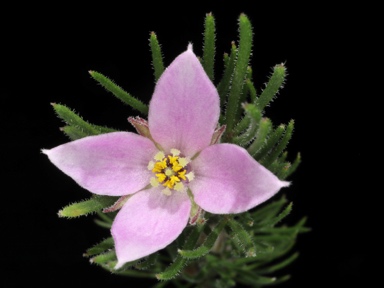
left=102, top=195, right=131, bottom=213
left=127, top=116, right=151, bottom=138
left=210, top=125, right=226, bottom=145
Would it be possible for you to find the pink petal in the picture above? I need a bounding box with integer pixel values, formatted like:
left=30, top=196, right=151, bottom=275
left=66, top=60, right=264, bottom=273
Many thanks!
left=42, top=132, right=157, bottom=196
left=189, top=144, right=290, bottom=214
left=148, top=44, right=220, bottom=157
left=112, top=188, right=191, bottom=268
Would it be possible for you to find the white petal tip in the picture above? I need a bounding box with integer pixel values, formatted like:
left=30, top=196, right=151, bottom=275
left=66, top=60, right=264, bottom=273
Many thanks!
left=41, top=149, right=49, bottom=155
left=282, top=181, right=291, bottom=187
left=114, top=261, right=124, bottom=270
left=187, top=43, right=193, bottom=51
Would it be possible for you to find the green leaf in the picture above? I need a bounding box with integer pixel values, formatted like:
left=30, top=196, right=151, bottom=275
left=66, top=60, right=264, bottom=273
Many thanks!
left=149, top=31, right=165, bottom=82
left=58, top=195, right=119, bottom=218
left=60, top=125, right=88, bottom=140
left=237, top=271, right=277, bottom=286
left=89, top=70, right=148, bottom=114
left=251, top=195, right=287, bottom=223
left=95, top=210, right=114, bottom=223
left=254, top=124, right=286, bottom=161
left=255, top=252, right=299, bottom=274
left=270, top=159, right=291, bottom=178
left=235, top=66, right=253, bottom=120
left=237, top=212, right=255, bottom=228
left=227, top=217, right=256, bottom=257
left=94, top=218, right=112, bottom=229
left=232, top=115, right=251, bottom=136
left=178, top=218, right=227, bottom=259
left=135, top=252, right=159, bottom=270
left=90, top=250, right=117, bottom=265
left=259, top=217, right=310, bottom=235
left=246, top=78, right=257, bottom=103
left=217, top=42, right=237, bottom=114
left=202, top=12, right=216, bottom=81
left=52, top=103, right=116, bottom=138
left=225, top=13, right=253, bottom=132
left=84, top=237, right=114, bottom=257
left=257, top=202, right=293, bottom=228
left=247, top=117, right=272, bottom=157
left=283, top=152, right=302, bottom=178
left=256, top=63, right=286, bottom=111
left=114, top=269, right=155, bottom=278
left=261, top=119, right=295, bottom=167
left=232, top=103, right=261, bottom=146
left=156, top=225, right=202, bottom=280
left=223, top=52, right=229, bottom=68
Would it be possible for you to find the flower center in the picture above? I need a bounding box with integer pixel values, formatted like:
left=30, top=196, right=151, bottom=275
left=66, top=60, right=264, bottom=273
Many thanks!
left=147, top=148, right=194, bottom=196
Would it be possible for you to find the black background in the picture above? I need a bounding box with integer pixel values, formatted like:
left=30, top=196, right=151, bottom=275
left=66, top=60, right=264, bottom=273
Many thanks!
left=2, top=3, right=373, bottom=287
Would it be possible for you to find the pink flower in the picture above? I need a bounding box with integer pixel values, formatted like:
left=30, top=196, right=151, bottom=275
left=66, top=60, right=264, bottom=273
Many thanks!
left=43, top=44, right=289, bottom=269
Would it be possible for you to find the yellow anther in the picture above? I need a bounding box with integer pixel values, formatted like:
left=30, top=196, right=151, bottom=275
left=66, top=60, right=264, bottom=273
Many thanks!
left=168, top=155, right=178, bottom=165
left=178, top=157, right=189, bottom=168
left=154, top=151, right=165, bottom=161
left=152, top=160, right=167, bottom=173
left=170, top=175, right=180, bottom=184
left=170, top=148, right=180, bottom=156
left=156, top=173, right=166, bottom=183
left=165, top=168, right=174, bottom=177
left=150, top=177, right=159, bottom=187
left=162, top=188, right=172, bottom=196
left=163, top=176, right=181, bottom=189
left=147, top=161, right=155, bottom=170
left=186, top=172, right=195, bottom=181
left=163, top=179, right=172, bottom=189
left=174, top=182, right=184, bottom=192
left=148, top=148, right=193, bottom=193
left=178, top=170, right=186, bottom=180
left=172, top=162, right=183, bottom=172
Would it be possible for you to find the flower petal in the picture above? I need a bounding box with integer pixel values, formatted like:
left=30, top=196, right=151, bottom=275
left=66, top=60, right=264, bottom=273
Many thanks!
left=148, top=44, right=220, bottom=157
left=42, top=132, right=157, bottom=196
left=190, top=144, right=290, bottom=214
left=112, top=188, right=191, bottom=268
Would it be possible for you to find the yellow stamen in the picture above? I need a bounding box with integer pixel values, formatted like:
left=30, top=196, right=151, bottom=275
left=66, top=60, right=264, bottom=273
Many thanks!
left=156, top=173, right=166, bottom=183
left=178, top=170, right=186, bottom=180
left=170, top=175, right=180, bottom=184
left=162, top=188, right=172, bottom=196
left=147, top=161, right=155, bottom=170
left=170, top=148, right=180, bottom=156
left=186, top=172, right=195, bottom=181
left=148, top=148, right=193, bottom=194
left=154, top=151, right=165, bottom=161
left=174, top=182, right=184, bottom=192
left=172, top=162, right=183, bottom=172
left=168, top=155, right=178, bottom=165
left=163, top=175, right=181, bottom=189
left=152, top=159, right=167, bottom=173
left=178, top=157, right=189, bottom=167
left=150, top=177, right=159, bottom=187
left=163, top=179, right=172, bottom=189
